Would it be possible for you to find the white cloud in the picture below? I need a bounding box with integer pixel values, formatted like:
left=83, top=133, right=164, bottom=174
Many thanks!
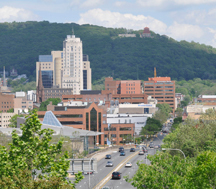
left=175, top=0, right=216, bottom=5
left=78, top=9, right=167, bottom=33
left=0, top=6, right=39, bottom=22
left=167, top=22, right=204, bottom=41
left=81, top=0, right=104, bottom=8
left=114, top=1, right=127, bottom=7
left=136, top=0, right=216, bottom=8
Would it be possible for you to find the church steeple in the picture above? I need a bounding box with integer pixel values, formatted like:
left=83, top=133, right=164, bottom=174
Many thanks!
left=36, top=63, right=44, bottom=103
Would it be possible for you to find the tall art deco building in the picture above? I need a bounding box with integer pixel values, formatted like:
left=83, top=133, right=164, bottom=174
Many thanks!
left=36, top=34, right=92, bottom=103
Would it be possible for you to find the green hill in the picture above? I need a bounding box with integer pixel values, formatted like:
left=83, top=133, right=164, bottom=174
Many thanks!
left=0, top=21, right=216, bottom=82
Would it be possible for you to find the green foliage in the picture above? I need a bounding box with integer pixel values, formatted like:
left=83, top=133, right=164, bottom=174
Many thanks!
left=140, top=118, right=162, bottom=135
left=0, top=109, right=83, bottom=188
left=176, top=78, right=216, bottom=97
left=128, top=150, right=216, bottom=189
left=7, top=108, right=14, bottom=113
left=0, top=169, right=75, bottom=189
left=156, top=103, right=172, bottom=116
left=7, top=78, right=36, bottom=92
left=1, top=21, right=216, bottom=82
left=129, top=109, right=216, bottom=189
left=171, top=117, right=183, bottom=130
left=175, top=107, right=183, bottom=117
left=39, top=98, right=61, bottom=111
left=8, top=114, right=24, bottom=128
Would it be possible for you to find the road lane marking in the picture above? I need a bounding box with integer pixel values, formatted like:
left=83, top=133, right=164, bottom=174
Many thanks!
left=93, top=151, right=139, bottom=189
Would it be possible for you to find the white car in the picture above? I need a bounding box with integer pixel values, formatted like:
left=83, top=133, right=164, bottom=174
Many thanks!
left=139, top=151, right=144, bottom=155
left=125, top=162, right=132, bottom=167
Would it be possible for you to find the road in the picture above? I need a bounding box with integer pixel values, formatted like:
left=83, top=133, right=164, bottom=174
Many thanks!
left=76, top=134, right=164, bottom=189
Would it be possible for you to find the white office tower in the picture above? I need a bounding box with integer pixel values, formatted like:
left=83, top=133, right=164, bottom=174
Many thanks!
left=62, top=35, right=83, bottom=94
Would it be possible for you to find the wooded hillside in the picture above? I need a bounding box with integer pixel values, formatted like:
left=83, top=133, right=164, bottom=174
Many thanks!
left=0, top=21, right=216, bottom=82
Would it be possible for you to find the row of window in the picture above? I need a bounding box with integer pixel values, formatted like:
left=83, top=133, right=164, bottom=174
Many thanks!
left=145, top=82, right=174, bottom=85
left=1, top=102, right=12, bottom=104
left=145, top=86, right=173, bottom=88
left=104, top=126, right=133, bottom=131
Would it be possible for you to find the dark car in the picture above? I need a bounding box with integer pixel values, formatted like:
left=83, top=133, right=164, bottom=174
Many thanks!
left=105, top=154, right=111, bottom=159
left=142, top=147, right=148, bottom=153
left=130, top=148, right=135, bottom=152
left=120, top=151, right=125, bottom=156
left=119, top=147, right=124, bottom=152
left=112, top=171, right=121, bottom=179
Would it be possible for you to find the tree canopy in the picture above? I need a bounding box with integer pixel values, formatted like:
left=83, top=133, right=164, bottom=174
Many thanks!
left=128, top=108, right=216, bottom=188
left=0, top=109, right=83, bottom=188
left=1, top=21, right=216, bottom=82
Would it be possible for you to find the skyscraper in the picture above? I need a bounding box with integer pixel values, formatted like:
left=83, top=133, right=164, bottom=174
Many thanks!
left=62, top=35, right=83, bottom=94
left=36, top=34, right=92, bottom=102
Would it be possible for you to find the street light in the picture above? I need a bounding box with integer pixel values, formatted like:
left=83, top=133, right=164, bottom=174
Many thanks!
left=88, top=152, right=101, bottom=188
left=162, top=148, right=186, bottom=162
left=85, top=131, right=92, bottom=154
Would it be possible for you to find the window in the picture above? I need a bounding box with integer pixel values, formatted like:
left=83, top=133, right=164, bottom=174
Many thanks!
left=86, top=113, right=89, bottom=130
left=120, top=127, right=131, bottom=131
left=90, top=108, right=97, bottom=131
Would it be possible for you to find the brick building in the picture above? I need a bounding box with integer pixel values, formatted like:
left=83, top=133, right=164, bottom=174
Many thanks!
left=0, top=92, right=14, bottom=112
left=37, top=102, right=136, bottom=145
left=104, top=77, right=142, bottom=94
left=144, top=77, right=175, bottom=112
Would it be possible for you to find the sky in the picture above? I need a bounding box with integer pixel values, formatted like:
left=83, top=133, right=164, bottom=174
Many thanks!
left=0, top=0, right=216, bottom=47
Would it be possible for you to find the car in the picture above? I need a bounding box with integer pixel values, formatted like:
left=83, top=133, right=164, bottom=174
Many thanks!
left=139, top=151, right=144, bottom=155
left=130, top=148, right=136, bottom=152
left=119, top=147, right=124, bottom=152
left=149, top=142, right=154, bottom=148
left=120, top=151, right=125, bottom=156
left=143, top=148, right=148, bottom=153
left=102, top=187, right=111, bottom=189
left=112, top=171, right=121, bottom=179
left=106, top=161, right=113, bottom=167
left=83, top=171, right=93, bottom=175
left=105, top=154, right=111, bottom=159
left=125, top=162, right=132, bottom=167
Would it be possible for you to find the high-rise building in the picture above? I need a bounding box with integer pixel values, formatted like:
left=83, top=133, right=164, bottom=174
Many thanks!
left=36, top=35, right=92, bottom=102
left=62, top=35, right=83, bottom=94
left=143, top=77, right=175, bottom=112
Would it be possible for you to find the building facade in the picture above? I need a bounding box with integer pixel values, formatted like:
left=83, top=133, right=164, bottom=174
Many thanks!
left=0, top=112, right=15, bottom=128
left=36, top=35, right=92, bottom=102
left=14, top=92, right=34, bottom=114
left=0, top=92, right=14, bottom=112
left=144, top=77, right=175, bottom=112
left=104, top=77, right=142, bottom=94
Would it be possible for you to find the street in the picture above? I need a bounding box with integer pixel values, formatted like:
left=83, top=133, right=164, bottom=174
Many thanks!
left=76, top=134, right=164, bottom=189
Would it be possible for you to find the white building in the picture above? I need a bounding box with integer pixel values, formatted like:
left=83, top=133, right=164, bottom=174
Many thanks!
left=0, top=112, right=15, bottom=128
left=36, top=34, right=91, bottom=96
left=62, top=35, right=83, bottom=94
left=106, top=103, right=157, bottom=135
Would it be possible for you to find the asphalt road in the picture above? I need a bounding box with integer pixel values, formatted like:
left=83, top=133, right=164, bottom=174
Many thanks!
left=76, top=134, right=165, bottom=189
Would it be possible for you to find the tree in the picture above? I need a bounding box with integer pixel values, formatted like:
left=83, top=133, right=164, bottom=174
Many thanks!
left=156, top=103, right=172, bottom=116
left=8, top=114, right=24, bottom=128
left=126, top=152, right=189, bottom=188
left=0, top=109, right=83, bottom=188
left=153, top=110, right=168, bottom=125
left=39, top=98, right=61, bottom=111
left=175, top=107, right=183, bottom=117
left=140, top=118, right=162, bottom=135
